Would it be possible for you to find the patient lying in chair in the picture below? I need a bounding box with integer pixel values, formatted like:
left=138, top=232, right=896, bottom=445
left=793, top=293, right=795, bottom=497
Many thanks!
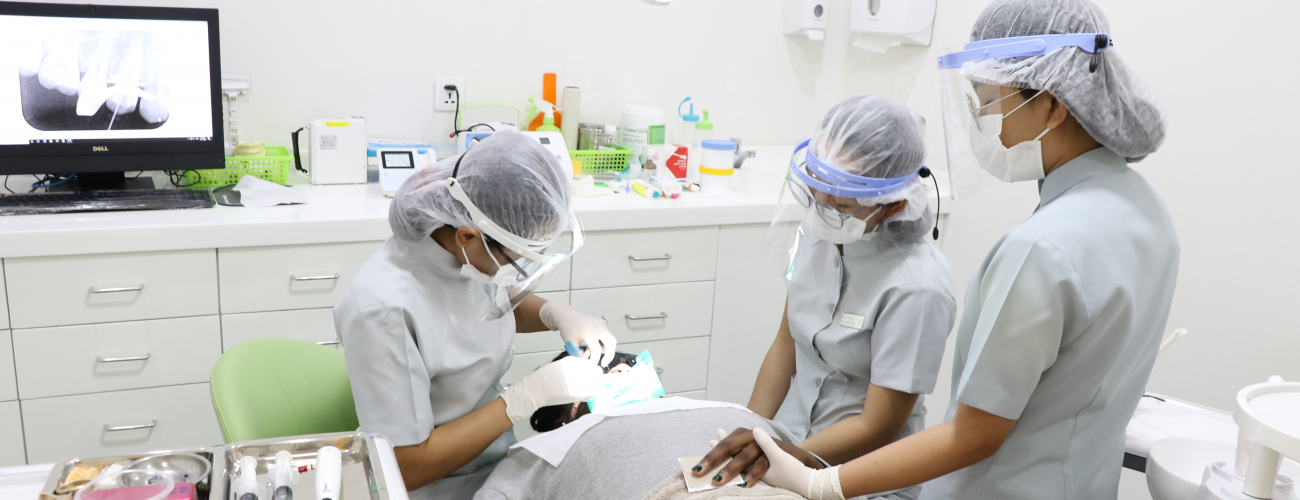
left=473, top=353, right=811, bottom=500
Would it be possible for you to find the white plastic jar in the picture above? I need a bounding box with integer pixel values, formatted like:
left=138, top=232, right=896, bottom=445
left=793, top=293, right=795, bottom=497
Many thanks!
left=699, top=139, right=736, bottom=193
left=619, top=106, right=666, bottom=164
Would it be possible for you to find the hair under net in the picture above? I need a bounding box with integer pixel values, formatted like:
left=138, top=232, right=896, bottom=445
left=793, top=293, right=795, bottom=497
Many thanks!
left=388, top=130, right=571, bottom=243
left=808, top=94, right=933, bottom=243
left=964, top=0, right=1166, bottom=162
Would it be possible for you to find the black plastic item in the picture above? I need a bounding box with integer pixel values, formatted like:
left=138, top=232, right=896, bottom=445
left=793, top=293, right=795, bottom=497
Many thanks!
left=0, top=189, right=214, bottom=215
left=291, top=127, right=308, bottom=174
left=211, top=185, right=242, bottom=206
left=918, top=167, right=941, bottom=240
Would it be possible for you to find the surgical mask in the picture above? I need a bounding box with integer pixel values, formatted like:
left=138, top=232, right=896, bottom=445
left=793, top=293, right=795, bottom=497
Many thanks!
left=460, top=246, right=519, bottom=286
left=969, top=91, right=1051, bottom=183
left=804, top=207, right=878, bottom=244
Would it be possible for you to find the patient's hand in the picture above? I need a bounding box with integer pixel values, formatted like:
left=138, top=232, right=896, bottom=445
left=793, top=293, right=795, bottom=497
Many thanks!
left=692, top=427, right=823, bottom=487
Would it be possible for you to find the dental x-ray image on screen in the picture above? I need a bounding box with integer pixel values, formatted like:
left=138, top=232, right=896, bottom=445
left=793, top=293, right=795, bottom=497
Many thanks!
left=19, top=30, right=171, bottom=131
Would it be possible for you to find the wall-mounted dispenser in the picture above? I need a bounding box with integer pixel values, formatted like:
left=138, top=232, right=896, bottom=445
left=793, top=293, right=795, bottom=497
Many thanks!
left=849, top=0, right=936, bottom=52
left=784, top=0, right=827, bottom=42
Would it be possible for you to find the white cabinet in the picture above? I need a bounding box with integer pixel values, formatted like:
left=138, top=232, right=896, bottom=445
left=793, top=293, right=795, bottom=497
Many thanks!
left=0, top=264, right=8, bottom=328
left=534, top=234, right=573, bottom=293
left=5, top=250, right=218, bottom=329
left=513, top=291, right=568, bottom=355
left=221, top=308, right=339, bottom=351
left=0, top=401, right=23, bottom=467
left=0, top=330, right=14, bottom=402
left=217, top=242, right=382, bottom=314
left=706, top=223, right=792, bottom=405
left=22, top=384, right=222, bottom=464
left=12, top=316, right=222, bottom=400
left=621, top=337, right=710, bottom=394
left=570, top=226, right=719, bottom=289
left=571, top=282, right=715, bottom=345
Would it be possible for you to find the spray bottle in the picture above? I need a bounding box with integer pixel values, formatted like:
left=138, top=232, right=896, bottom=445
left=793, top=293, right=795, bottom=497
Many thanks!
left=527, top=98, right=561, bottom=133
left=272, top=450, right=299, bottom=500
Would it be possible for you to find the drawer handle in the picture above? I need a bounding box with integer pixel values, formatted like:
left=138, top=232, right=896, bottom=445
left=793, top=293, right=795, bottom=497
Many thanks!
left=291, top=273, right=341, bottom=281
left=317, top=340, right=341, bottom=346
left=96, top=353, right=151, bottom=363
left=625, top=313, right=668, bottom=321
left=655, top=366, right=664, bottom=375
left=628, top=254, right=672, bottom=262
left=89, top=285, right=144, bottom=294
left=104, top=419, right=156, bottom=432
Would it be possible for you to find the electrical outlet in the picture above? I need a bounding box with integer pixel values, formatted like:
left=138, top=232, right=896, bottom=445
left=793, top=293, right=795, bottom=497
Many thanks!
left=435, top=77, right=464, bottom=111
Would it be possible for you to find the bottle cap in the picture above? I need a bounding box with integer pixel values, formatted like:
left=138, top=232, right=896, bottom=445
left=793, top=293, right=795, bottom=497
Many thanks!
left=695, top=110, right=713, bottom=130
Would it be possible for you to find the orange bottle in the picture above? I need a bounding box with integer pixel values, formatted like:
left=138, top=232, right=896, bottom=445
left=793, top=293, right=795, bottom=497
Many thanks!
left=528, top=73, right=562, bottom=131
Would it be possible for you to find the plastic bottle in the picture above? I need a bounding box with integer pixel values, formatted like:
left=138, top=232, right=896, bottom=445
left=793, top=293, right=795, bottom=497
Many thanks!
left=699, top=139, right=736, bottom=193
left=677, top=97, right=700, bottom=147
left=619, top=106, right=666, bottom=167
left=529, top=98, right=561, bottom=133
left=687, top=110, right=713, bottom=183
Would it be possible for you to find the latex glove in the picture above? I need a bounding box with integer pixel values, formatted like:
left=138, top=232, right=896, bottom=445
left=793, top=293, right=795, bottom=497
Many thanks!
left=540, top=301, right=617, bottom=367
left=752, top=428, right=845, bottom=500
left=500, top=357, right=603, bottom=426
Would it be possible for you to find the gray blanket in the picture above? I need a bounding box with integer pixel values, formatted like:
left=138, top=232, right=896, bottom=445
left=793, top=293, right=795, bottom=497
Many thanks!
left=473, top=408, right=802, bottom=500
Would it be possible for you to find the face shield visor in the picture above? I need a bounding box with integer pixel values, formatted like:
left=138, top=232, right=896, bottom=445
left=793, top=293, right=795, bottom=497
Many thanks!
left=446, top=176, right=584, bottom=320
left=769, top=139, right=920, bottom=269
left=937, top=33, right=1112, bottom=199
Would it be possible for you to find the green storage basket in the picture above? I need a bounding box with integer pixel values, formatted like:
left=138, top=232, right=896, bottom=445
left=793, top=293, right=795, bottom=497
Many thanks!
left=185, top=145, right=294, bottom=188
left=570, top=146, right=633, bottom=174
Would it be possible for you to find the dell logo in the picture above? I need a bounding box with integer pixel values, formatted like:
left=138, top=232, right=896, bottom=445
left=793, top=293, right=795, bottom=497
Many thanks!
left=92, top=146, right=109, bottom=152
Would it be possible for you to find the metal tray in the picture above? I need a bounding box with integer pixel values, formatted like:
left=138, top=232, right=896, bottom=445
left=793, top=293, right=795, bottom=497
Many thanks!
left=215, top=431, right=397, bottom=500
left=40, top=446, right=221, bottom=499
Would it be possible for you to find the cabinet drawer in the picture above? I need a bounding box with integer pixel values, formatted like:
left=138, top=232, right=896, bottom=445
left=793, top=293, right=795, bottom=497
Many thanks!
left=621, top=337, right=710, bottom=394
left=217, top=241, right=382, bottom=314
left=0, top=401, right=23, bottom=466
left=13, top=316, right=222, bottom=399
left=22, top=384, right=222, bottom=464
left=221, top=308, right=339, bottom=351
left=570, top=227, right=719, bottom=289
left=501, top=336, right=710, bottom=395
left=0, top=331, right=14, bottom=402
left=570, top=282, right=714, bottom=344
left=5, top=250, right=218, bottom=329
left=0, top=263, right=9, bottom=328
left=513, top=291, right=568, bottom=355
left=534, top=234, right=572, bottom=293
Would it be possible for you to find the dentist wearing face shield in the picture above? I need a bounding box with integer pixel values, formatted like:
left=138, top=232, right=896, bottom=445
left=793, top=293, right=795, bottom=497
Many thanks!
left=725, top=1, right=1180, bottom=499
left=334, top=131, right=617, bottom=500
left=694, top=95, right=957, bottom=499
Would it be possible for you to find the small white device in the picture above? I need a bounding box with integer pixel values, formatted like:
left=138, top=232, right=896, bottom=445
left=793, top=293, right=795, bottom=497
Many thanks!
left=849, top=0, right=936, bottom=50
left=315, top=446, right=342, bottom=500
left=379, top=148, right=423, bottom=196
left=292, top=118, right=368, bottom=185
left=784, top=0, right=827, bottom=41
left=520, top=131, right=572, bottom=172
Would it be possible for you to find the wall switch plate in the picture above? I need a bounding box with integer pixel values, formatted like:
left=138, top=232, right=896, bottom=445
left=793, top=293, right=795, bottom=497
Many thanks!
left=435, top=77, right=464, bottom=111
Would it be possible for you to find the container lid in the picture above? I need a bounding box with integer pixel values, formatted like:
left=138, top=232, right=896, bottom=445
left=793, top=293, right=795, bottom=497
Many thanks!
left=695, top=110, right=713, bottom=130
left=701, top=139, right=736, bottom=151
left=579, top=123, right=605, bottom=130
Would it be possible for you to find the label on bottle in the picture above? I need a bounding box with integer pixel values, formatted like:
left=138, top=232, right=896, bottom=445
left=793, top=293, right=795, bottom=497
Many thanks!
left=648, top=125, right=665, bottom=145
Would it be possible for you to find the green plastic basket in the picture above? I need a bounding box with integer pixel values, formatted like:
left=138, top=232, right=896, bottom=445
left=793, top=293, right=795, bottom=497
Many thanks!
left=185, top=145, right=294, bottom=188
left=570, top=146, right=633, bottom=173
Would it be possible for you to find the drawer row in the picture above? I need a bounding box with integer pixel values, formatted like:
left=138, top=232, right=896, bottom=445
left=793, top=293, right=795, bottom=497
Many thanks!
left=0, top=334, right=713, bottom=466
left=0, top=225, right=721, bottom=330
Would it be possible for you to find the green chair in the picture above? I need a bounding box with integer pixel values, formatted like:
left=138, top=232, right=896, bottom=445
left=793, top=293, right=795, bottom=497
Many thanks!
left=210, top=338, right=360, bottom=443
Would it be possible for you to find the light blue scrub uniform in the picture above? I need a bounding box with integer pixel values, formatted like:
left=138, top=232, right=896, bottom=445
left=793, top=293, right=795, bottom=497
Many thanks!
left=777, top=223, right=957, bottom=499
left=919, top=148, right=1180, bottom=500
left=335, top=236, right=517, bottom=500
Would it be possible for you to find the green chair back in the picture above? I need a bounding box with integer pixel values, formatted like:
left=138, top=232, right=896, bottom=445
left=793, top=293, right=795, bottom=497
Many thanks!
left=210, top=338, right=359, bottom=443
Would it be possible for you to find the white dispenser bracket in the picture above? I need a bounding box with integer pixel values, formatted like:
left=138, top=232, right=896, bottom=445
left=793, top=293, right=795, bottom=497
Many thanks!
left=784, top=0, right=827, bottom=42
left=849, top=0, right=936, bottom=52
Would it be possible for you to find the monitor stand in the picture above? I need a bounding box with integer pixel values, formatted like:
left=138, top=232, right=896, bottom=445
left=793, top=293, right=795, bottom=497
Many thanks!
left=53, top=172, right=156, bottom=192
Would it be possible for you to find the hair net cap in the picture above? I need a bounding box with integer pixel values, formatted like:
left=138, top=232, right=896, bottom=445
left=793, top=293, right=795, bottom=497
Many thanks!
left=965, top=0, right=1166, bottom=162
left=807, top=94, right=933, bottom=242
left=388, top=129, right=571, bottom=243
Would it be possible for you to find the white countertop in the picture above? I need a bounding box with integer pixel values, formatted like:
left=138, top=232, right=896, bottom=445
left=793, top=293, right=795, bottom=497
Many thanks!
left=0, top=146, right=951, bottom=259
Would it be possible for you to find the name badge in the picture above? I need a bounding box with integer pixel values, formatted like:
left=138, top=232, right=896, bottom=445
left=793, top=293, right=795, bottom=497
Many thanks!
left=840, top=313, right=865, bottom=329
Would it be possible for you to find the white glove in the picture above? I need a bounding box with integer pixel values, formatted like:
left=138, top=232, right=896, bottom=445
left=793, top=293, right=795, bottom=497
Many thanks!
left=540, top=301, right=618, bottom=366
left=500, top=357, right=603, bottom=426
left=752, top=428, right=845, bottom=500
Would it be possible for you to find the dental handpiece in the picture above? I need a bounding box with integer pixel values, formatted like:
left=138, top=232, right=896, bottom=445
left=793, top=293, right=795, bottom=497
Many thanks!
left=272, top=450, right=297, bottom=500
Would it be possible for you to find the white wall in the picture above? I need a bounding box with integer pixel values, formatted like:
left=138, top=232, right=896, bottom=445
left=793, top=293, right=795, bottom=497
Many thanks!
left=67, top=0, right=1297, bottom=497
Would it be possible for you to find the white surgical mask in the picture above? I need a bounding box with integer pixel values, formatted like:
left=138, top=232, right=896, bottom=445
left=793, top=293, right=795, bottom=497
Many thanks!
left=969, top=91, right=1051, bottom=183
left=460, top=246, right=519, bottom=286
left=804, top=209, right=878, bottom=244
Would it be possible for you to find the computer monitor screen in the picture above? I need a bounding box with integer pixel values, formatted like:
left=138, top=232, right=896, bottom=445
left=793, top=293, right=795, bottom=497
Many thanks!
left=0, top=2, right=223, bottom=176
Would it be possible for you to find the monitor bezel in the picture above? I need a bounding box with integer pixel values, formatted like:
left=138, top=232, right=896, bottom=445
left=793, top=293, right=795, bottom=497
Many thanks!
left=0, top=1, right=224, bottom=174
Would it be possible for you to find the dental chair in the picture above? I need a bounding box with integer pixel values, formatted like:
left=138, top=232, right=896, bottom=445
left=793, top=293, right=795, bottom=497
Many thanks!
left=209, top=338, right=360, bottom=442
